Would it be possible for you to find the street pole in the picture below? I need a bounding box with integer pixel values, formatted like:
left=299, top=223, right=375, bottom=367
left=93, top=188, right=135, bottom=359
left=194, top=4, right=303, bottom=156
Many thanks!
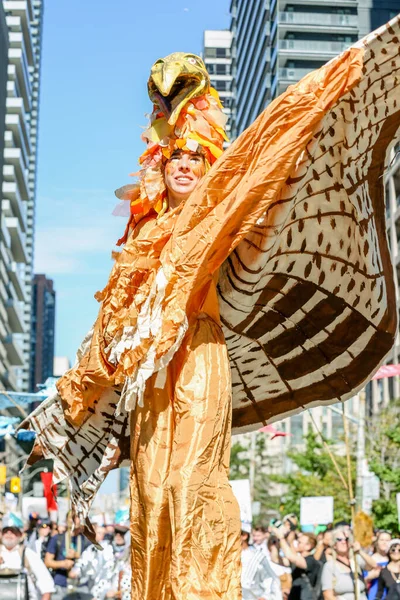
left=356, top=390, right=366, bottom=511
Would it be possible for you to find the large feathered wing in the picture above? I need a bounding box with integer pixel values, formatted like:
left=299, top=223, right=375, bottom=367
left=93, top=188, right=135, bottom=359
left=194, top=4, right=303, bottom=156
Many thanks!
left=220, top=18, right=400, bottom=433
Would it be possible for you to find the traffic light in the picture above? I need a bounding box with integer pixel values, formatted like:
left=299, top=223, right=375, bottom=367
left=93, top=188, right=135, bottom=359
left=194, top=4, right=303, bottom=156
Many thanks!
left=10, top=476, right=21, bottom=494
left=0, top=465, right=6, bottom=485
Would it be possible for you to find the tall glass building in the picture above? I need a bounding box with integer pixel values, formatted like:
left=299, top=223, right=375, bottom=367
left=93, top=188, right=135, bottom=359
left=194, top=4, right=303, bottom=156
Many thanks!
left=231, top=0, right=400, bottom=136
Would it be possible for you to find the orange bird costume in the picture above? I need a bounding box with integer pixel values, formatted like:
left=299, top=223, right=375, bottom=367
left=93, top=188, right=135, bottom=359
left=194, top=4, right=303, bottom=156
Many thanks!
left=23, top=15, right=400, bottom=600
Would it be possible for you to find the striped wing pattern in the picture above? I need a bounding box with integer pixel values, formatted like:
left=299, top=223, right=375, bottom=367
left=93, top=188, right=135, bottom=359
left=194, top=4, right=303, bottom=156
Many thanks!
left=25, top=390, right=130, bottom=542
left=220, top=18, right=400, bottom=434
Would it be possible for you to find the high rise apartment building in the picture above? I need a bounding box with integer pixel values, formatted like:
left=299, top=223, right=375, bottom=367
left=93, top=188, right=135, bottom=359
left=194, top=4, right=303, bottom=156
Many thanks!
left=0, top=5, right=8, bottom=202
left=1, top=0, right=44, bottom=391
left=230, top=1, right=400, bottom=136
left=29, top=274, right=55, bottom=392
left=203, top=30, right=234, bottom=139
left=228, top=0, right=400, bottom=458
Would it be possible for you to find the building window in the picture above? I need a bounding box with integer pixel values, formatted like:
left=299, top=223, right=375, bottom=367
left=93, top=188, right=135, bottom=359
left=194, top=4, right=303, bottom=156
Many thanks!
left=216, top=64, right=230, bottom=75
left=217, top=47, right=230, bottom=58
left=205, top=47, right=230, bottom=59
left=211, top=80, right=230, bottom=92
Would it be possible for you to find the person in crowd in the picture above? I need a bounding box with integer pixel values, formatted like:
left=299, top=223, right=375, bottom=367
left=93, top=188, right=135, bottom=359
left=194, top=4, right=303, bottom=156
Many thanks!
left=375, top=539, right=400, bottom=600
left=33, top=519, right=52, bottom=560
left=105, top=545, right=132, bottom=600
left=0, top=517, right=55, bottom=600
left=112, top=525, right=130, bottom=560
left=26, top=512, right=41, bottom=551
left=69, top=524, right=116, bottom=599
left=104, top=524, right=115, bottom=543
left=321, top=527, right=377, bottom=600
left=273, top=527, right=321, bottom=600
left=44, top=513, right=90, bottom=599
left=252, top=526, right=270, bottom=555
left=366, top=531, right=392, bottom=600
left=315, top=531, right=334, bottom=564
left=241, top=529, right=282, bottom=600
left=268, top=535, right=292, bottom=599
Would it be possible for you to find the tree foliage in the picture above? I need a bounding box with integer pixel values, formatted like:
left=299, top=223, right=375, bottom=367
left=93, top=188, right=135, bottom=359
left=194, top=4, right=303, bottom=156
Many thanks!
left=230, top=433, right=276, bottom=522
left=367, top=399, right=400, bottom=532
left=270, top=432, right=355, bottom=522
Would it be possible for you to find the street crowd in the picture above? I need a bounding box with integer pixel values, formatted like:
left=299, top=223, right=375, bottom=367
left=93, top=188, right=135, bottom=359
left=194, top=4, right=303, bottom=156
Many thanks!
left=241, top=515, right=400, bottom=600
left=0, top=511, right=400, bottom=600
left=0, top=512, right=131, bottom=599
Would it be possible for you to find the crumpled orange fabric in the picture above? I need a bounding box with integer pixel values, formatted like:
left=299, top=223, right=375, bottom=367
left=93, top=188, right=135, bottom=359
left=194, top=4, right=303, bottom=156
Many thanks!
left=57, top=46, right=363, bottom=426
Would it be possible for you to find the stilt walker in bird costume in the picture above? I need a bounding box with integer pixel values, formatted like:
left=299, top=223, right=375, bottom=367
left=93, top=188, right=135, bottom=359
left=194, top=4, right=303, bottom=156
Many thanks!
left=22, top=15, right=400, bottom=600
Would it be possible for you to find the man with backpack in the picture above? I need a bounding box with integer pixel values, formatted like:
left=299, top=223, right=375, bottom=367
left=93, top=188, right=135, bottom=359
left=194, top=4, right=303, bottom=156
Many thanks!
left=0, top=516, right=55, bottom=600
left=44, top=515, right=90, bottom=599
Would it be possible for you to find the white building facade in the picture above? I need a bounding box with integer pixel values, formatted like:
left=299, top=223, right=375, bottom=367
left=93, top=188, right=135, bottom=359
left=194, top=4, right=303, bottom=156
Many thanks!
left=1, top=0, right=44, bottom=391
left=203, top=30, right=234, bottom=140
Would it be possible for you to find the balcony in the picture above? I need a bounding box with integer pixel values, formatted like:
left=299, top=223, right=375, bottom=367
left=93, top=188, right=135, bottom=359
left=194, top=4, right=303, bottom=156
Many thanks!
left=3, top=148, right=29, bottom=200
left=279, top=39, right=350, bottom=57
left=6, top=297, right=24, bottom=334
left=279, top=11, right=358, bottom=30
left=279, top=67, right=314, bottom=82
left=7, top=47, right=32, bottom=109
left=4, top=217, right=27, bottom=264
left=5, top=102, right=31, bottom=157
left=3, top=368, right=18, bottom=391
left=280, top=0, right=357, bottom=7
left=6, top=15, right=34, bottom=66
left=8, top=261, right=25, bottom=302
left=3, top=334, right=24, bottom=367
left=3, top=181, right=27, bottom=231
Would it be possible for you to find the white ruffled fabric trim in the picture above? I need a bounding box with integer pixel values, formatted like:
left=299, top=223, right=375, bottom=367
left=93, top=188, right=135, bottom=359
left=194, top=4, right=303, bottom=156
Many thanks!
left=105, top=266, right=188, bottom=411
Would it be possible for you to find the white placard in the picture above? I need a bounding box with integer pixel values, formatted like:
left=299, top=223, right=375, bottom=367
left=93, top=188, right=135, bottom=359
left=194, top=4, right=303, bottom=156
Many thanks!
left=22, top=497, right=48, bottom=520
left=230, top=479, right=252, bottom=527
left=300, top=496, right=334, bottom=526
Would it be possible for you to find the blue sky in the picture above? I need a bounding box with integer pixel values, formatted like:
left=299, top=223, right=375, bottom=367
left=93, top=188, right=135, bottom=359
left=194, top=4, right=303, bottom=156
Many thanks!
left=34, top=0, right=230, bottom=362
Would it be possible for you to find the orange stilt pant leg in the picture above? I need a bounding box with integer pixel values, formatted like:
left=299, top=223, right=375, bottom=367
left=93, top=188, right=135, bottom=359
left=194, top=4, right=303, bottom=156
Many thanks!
left=130, top=316, right=242, bottom=600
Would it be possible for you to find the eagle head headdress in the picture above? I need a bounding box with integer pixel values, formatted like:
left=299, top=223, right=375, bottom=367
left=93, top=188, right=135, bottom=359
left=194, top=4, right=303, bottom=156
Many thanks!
left=115, top=52, right=228, bottom=243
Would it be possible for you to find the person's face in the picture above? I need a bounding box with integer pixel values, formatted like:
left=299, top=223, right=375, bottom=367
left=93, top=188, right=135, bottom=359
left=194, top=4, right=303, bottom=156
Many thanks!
left=95, top=526, right=106, bottom=543
left=2, top=529, right=21, bottom=549
left=252, top=530, right=265, bottom=545
left=114, top=532, right=125, bottom=546
left=323, top=531, right=333, bottom=547
left=377, top=533, right=391, bottom=555
left=241, top=531, right=250, bottom=545
left=334, top=531, right=350, bottom=555
left=297, top=535, right=311, bottom=554
left=39, top=525, right=50, bottom=539
left=164, top=150, right=205, bottom=206
left=389, top=544, right=400, bottom=561
left=73, top=516, right=82, bottom=533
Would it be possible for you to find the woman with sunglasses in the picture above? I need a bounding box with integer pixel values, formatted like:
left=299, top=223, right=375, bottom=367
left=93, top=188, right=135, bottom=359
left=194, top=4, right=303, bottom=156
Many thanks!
left=321, top=527, right=377, bottom=600
left=375, top=540, right=400, bottom=600
left=365, top=531, right=392, bottom=600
